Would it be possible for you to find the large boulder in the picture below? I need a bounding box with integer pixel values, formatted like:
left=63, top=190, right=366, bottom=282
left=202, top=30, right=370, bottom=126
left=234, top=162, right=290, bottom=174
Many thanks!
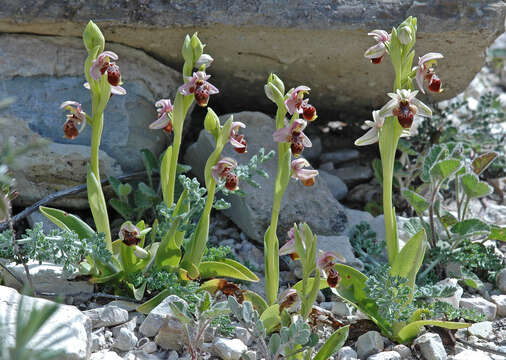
left=184, top=111, right=347, bottom=243
left=0, top=285, right=92, bottom=360
left=0, top=34, right=182, bottom=208
left=0, top=1, right=503, bottom=118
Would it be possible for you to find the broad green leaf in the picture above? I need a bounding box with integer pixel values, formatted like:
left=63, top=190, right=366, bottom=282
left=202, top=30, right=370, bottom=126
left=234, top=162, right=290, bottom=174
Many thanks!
left=489, top=226, right=506, bottom=242
left=472, top=152, right=498, bottom=175
left=397, top=320, right=469, bottom=344
left=108, top=176, right=122, bottom=197
left=242, top=290, right=268, bottom=315
left=109, top=198, right=134, bottom=220
left=451, top=219, right=490, bottom=237
left=269, top=333, right=281, bottom=355
left=198, top=260, right=259, bottom=282
left=422, top=145, right=444, bottom=182
left=460, top=173, right=493, bottom=199
left=403, top=217, right=426, bottom=238
left=39, top=206, right=95, bottom=241
left=127, top=280, right=147, bottom=301
left=137, top=289, right=171, bottom=314
left=220, top=259, right=259, bottom=281
left=313, top=325, right=349, bottom=360
left=430, top=159, right=462, bottom=181
left=390, top=229, right=426, bottom=297
left=87, top=169, right=112, bottom=248
left=402, top=189, right=429, bottom=216
left=293, top=278, right=328, bottom=292
left=260, top=304, right=281, bottom=334
left=119, top=183, right=132, bottom=198
left=439, top=211, right=458, bottom=228
left=264, top=226, right=279, bottom=305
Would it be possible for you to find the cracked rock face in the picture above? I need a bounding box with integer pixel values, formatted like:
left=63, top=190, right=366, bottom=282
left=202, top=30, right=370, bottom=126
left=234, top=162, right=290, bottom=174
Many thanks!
left=0, top=34, right=181, bottom=208
left=0, top=1, right=503, bottom=118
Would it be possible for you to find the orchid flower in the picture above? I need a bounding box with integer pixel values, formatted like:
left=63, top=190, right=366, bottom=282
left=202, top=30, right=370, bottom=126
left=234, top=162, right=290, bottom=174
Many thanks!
left=118, top=222, right=141, bottom=246
left=60, top=101, right=87, bottom=139
left=178, top=71, right=219, bottom=107
left=379, top=89, right=432, bottom=129
left=279, top=227, right=302, bottom=259
left=149, top=99, right=174, bottom=133
left=229, top=121, right=247, bottom=154
left=273, top=119, right=312, bottom=157
left=364, top=30, right=390, bottom=64
left=278, top=288, right=301, bottom=312
left=89, top=51, right=126, bottom=95
left=354, top=110, right=384, bottom=146
left=212, top=157, right=239, bottom=191
left=284, top=85, right=310, bottom=115
left=301, top=100, right=317, bottom=122
left=195, top=54, right=214, bottom=69
left=290, top=158, right=318, bottom=186
left=415, top=53, right=444, bottom=94
left=317, top=250, right=345, bottom=288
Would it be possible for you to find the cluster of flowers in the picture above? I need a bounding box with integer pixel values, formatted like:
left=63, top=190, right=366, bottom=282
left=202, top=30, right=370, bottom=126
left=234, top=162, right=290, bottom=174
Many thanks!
left=275, top=86, right=319, bottom=186
left=60, top=51, right=126, bottom=139
left=279, top=226, right=342, bottom=288
left=357, top=29, right=444, bottom=146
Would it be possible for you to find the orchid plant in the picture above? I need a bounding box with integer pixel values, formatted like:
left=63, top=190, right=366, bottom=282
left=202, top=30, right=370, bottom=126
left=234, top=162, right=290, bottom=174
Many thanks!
left=322, top=17, right=471, bottom=343
left=263, top=74, right=319, bottom=305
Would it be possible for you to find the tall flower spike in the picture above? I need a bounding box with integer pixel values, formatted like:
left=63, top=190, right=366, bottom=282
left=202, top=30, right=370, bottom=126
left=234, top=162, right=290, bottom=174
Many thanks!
left=364, top=30, right=390, bottom=64
left=415, top=53, right=444, bottom=94
left=285, top=86, right=310, bottom=115
left=273, top=119, right=312, bottom=157
left=60, top=101, right=87, bottom=139
left=379, top=89, right=432, bottom=129
left=149, top=99, right=174, bottom=133
left=291, top=158, right=318, bottom=186
left=178, top=71, right=219, bottom=107
left=229, top=121, right=247, bottom=154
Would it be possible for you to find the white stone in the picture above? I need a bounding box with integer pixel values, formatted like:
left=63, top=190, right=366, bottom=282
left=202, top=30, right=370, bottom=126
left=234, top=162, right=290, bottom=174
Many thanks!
left=84, top=305, right=130, bottom=328
left=0, top=285, right=91, bottom=360
left=318, top=235, right=364, bottom=270
left=331, top=301, right=353, bottom=317
left=435, top=278, right=463, bottom=308
left=356, top=331, right=384, bottom=359
left=243, top=350, right=257, bottom=360
left=0, top=261, right=93, bottom=300
left=167, top=350, right=179, bottom=360
left=235, top=326, right=252, bottom=346
left=90, top=351, right=123, bottom=360
left=337, top=346, right=358, bottom=360
left=392, top=344, right=411, bottom=359
left=496, top=269, right=506, bottom=294
left=123, top=350, right=160, bottom=360
left=139, top=340, right=157, bottom=354
left=460, top=297, right=497, bottom=321
left=213, top=338, right=247, bottom=360
left=367, top=352, right=401, bottom=360
left=91, top=332, right=106, bottom=352
left=468, top=321, right=494, bottom=340
left=491, top=295, right=506, bottom=317
left=414, top=333, right=447, bottom=360
left=112, top=327, right=138, bottom=351
left=453, top=350, right=492, bottom=360
left=139, top=295, right=186, bottom=337
left=112, top=317, right=137, bottom=338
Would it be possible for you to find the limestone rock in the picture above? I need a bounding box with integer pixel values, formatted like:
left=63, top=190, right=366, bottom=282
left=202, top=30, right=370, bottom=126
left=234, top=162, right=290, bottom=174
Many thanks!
left=0, top=34, right=183, bottom=208
left=0, top=285, right=92, bottom=360
left=491, top=295, right=506, bottom=317
left=213, top=338, right=247, bottom=360
left=460, top=297, right=497, bottom=321
left=184, top=111, right=347, bottom=243
left=337, top=346, right=358, bottom=360
left=317, top=235, right=363, bottom=270
left=83, top=305, right=129, bottom=329
left=0, top=1, right=503, bottom=118
left=319, top=170, right=348, bottom=200
left=468, top=321, right=494, bottom=340
left=0, top=261, right=93, bottom=301
left=414, top=333, right=447, bottom=360
left=367, top=352, right=401, bottom=360
left=356, top=331, right=384, bottom=359
left=435, top=278, right=463, bottom=309
left=496, top=268, right=506, bottom=294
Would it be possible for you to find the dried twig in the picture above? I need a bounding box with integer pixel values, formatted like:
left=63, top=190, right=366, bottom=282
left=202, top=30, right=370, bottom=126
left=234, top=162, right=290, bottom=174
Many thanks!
left=0, top=170, right=149, bottom=232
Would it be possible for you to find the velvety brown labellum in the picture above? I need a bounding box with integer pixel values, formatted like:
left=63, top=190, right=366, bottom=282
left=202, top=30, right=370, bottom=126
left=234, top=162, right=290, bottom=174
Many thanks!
left=63, top=119, right=79, bottom=139
left=163, top=121, right=173, bottom=134
left=194, top=85, right=210, bottom=107
left=233, top=135, right=247, bottom=154
left=393, top=101, right=415, bottom=129
left=225, top=173, right=238, bottom=191
left=107, top=63, right=121, bottom=86
left=371, top=56, right=383, bottom=64
left=121, top=229, right=141, bottom=246
left=302, top=104, right=317, bottom=122
left=302, top=177, right=315, bottom=187
left=326, top=268, right=340, bottom=288
left=279, top=292, right=298, bottom=311
left=428, top=76, right=442, bottom=93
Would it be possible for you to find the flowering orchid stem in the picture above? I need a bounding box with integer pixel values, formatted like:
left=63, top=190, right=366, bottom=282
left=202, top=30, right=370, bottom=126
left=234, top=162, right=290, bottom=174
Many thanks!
left=90, top=114, right=103, bottom=179
left=379, top=117, right=402, bottom=264
left=265, top=107, right=289, bottom=305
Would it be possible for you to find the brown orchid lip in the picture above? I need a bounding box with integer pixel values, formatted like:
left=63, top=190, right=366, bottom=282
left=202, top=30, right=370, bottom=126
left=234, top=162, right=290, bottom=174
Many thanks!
left=63, top=119, right=79, bottom=139
left=301, top=177, right=315, bottom=187
left=225, top=172, right=238, bottom=191
left=371, top=56, right=383, bottom=64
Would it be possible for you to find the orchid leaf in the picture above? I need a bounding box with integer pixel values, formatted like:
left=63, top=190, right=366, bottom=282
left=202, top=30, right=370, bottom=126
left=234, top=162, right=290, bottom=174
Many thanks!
left=160, top=146, right=172, bottom=205
left=259, top=304, right=281, bottom=334
left=313, top=325, right=349, bottom=360
left=87, top=169, right=112, bottom=248
left=198, top=260, right=259, bottom=282
left=242, top=290, right=268, bottom=315
left=39, top=206, right=95, bottom=240
left=397, top=320, right=469, bottom=344
left=136, top=289, right=171, bottom=314
left=293, top=278, right=328, bottom=292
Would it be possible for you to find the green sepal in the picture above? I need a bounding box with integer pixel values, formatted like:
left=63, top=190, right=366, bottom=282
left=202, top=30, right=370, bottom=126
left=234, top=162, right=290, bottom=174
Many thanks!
left=87, top=168, right=112, bottom=249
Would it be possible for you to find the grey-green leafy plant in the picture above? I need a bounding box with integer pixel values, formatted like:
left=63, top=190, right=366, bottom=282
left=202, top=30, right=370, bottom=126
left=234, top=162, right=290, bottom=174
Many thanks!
left=228, top=296, right=349, bottom=360
left=167, top=291, right=230, bottom=360
left=402, top=142, right=505, bottom=284
left=349, top=222, right=384, bottom=275
left=0, top=295, right=70, bottom=360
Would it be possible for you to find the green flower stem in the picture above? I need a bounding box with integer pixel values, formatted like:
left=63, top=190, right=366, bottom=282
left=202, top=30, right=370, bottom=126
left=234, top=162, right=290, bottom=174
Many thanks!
left=379, top=116, right=403, bottom=264
left=163, top=93, right=194, bottom=206
left=265, top=107, right=289, bottom=305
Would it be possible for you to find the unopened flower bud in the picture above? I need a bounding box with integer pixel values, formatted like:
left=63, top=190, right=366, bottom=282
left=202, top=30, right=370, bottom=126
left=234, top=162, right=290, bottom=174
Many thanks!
left=264, top=83, right=284, bottom=105
left=195, top=54, right=214, bottom=70
left=398, top=24, right=413, bottom=45
left=182, top=35, right=193, bottom=64
left=83, top=20, right=105, bottom=54
left=268, top=73, right=285, bottom=95
left=204, top=108, right=220, bottom=135
left=191, top=33, right=204, bottom=64
left=133, top=246, right=149, bottom=259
